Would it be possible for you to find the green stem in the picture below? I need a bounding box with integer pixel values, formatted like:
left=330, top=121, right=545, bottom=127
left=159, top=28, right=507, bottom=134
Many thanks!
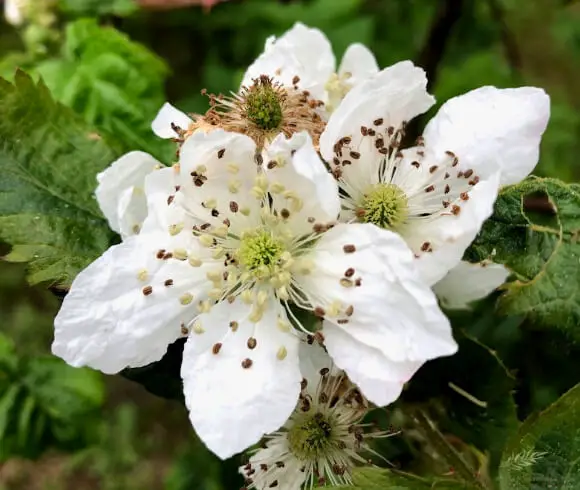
left=412, top=409, right=487, bottom=489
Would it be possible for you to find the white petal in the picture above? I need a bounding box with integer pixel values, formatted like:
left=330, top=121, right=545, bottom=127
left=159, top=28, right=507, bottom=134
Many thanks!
left=242, top=22, right=335, bottom=101
left=294, top=223, right=456, bottom=404
left=321, top=61, right=435, bottom=164
left=95, top=151, right=160, bottom=237
left=151, top=102, right=193, bottom=139
left=182, top=298, right=301, bottom=459
left=434, top=261, right=510, bottom=309
left=338, top=43, right=379, bottom=86
left=177, top=130, right=260, bottom=233
left=407, top=170, right=501, bottom=286
left=265, top=132, right=340, bottom=235
left=423, top=86, right=550, bottom=185
left=53, top=232, right=211, bottom=374
left=324, top=323, right=422, bottom=406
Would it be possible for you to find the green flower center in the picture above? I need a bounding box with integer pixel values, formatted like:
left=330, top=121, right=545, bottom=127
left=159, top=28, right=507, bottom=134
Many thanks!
left=359, top=183, right=409, bottom=230
left=238, top=230, right=285, bottom=278
left=288, top=412, right=334, bottom=460
left=244, top=78, right=284, bottom=130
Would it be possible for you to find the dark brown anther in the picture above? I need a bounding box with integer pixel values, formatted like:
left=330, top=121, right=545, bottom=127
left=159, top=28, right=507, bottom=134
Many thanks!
left=217, top=148, right=226, bottom=159
left=367, top=128, right=376, bottom=136
left=425, top=185, right=435, bottom=193
left=373, top=117, right=384, bottom=126
left=411, top=161, right=420, bottom=168
left=379, top=147, right=389, bottom=155
left=230, top=201, right=239, bottom=213
left=375, top=138, right=384, bottom=149
left=180, top=324, right=188, bottom=335
left=350, top=151, right=360, bottom=159
left=360, top=126, right=368, bottom=136
left=342, top=159, right=351, bottom=166
left=355, top=278, right=362, bottom=287
left=156, top=249, right=166, bottom=259
left=280, top=208, right=290, bottom=219
left=211, top=209, right=220, bottom=217
left=451, top=204, right=461, bottom=216
left=260, top=464, right=268, bottom=472
left=267, top=160, right=277, bottom=169
left=444, top=172, right=450, bottom=179
left=421, top=242, right=432, bottom=252
left=345, top=305, right=354, bottom=316
left=469, top=176, right=480, bottom=186
left=337, top=319, right=349, bottom=324
left=306, top=334, right=315, bottom=345
left=167, top=195, right=175, bottom=206
left=343, top=244, right=356, bottom=253
left=460, top=192, right=470, bottom=201
left=344, top=267, right=355, bottom=277
left=164, top=279, right=174, bottom=287
left=444, top=184, right=450, bottom=194
left=463, top=169, right=474, bottom=178
left=212, top=343, right=222, bottom=355
left=292, top=75, right=300, bottom=85
left=301, top=378, right=308, bottom=390
left=429, top=165, right=438, bottom=173
left=247, top=337, right=257, bottom=349
left=242, top=358, right=253, bottom=369
left=255, top=153, right=264, bottom=166
left=276, top=461, right=285, bottom=468
left=320, top=367, right=330, bottom=376
left=142, top=286, right=153, bottom=296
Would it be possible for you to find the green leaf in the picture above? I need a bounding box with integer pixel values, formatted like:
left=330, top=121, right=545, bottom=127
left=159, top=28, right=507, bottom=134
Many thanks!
left=35, top=18, right=172, bottom=161
left=499, top=382, right=580, bottom=489
left=336, top=467, right=478, bottom=490
left=467, top=177, right=580, bottom=338
left=0, top=70, right=118, bottom=286
left=0, top=332, right=105, bottom=461
left=404, top=332, right=519, bottom=477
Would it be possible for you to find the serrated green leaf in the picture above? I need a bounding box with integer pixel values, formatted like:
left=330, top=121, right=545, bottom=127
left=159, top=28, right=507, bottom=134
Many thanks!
left=336, top=467, right=478, bottom=490
left=35, top=18, right=172, bottom=161
left=0, top=70, right=118, bottom=286
left=467, top=177, right=580, bottom=337
left=499, top=382, right=580, bottom=489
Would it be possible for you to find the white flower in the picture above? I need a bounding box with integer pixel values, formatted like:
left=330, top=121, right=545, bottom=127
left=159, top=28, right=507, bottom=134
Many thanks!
left=95, top=151, right=161, bottom=238
left=242, top=22, right=379, bottom=116
left=320, top=62, right=550, bottom=286
left=54, top=129, right=455, bottom=459
left=240, top=344, right=392, bottom=490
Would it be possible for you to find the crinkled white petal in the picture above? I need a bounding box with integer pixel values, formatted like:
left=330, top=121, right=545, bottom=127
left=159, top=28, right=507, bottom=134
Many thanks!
left=338, top=43, right=379, bottom=87
left=406, top=170, right=501, bottom=286
left=265, top=132, right=340, bottom=235
left=323, top=323, right=422, bottom=406
left=182, top=298, right=301, bottom=459
left=423, top=86, right=550, bottom=185
left=95, top=151, right=160, bottom=236
left=294, top=223, right=456, bottom=404
left=242, top=22, right=335, bottom=101
left=177, top=129, right=261, bottom=234
left=53, top=232, right=211, bottom=374
left=321, top=61, right=435, bottom=164
left=151, top=102, right=193, bottom=139
left=434, top=261, right=510, bottom=309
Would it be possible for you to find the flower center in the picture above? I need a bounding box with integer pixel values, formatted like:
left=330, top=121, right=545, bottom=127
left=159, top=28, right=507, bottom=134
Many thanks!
left=288, top=411, right=334, bottom=461
left=244, top=77, right=284, bottom=130
left=358, top=183, right=409, bottom=230
left=237, top=230, right=285, bottom=279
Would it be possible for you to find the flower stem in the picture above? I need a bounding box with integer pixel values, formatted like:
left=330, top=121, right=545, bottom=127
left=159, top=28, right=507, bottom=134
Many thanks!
left=411, top=409, right=488, bottom=489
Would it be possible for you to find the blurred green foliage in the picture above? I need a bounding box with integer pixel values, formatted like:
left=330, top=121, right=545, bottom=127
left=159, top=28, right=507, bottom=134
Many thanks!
left=1, top=0, right=580, bottom=489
